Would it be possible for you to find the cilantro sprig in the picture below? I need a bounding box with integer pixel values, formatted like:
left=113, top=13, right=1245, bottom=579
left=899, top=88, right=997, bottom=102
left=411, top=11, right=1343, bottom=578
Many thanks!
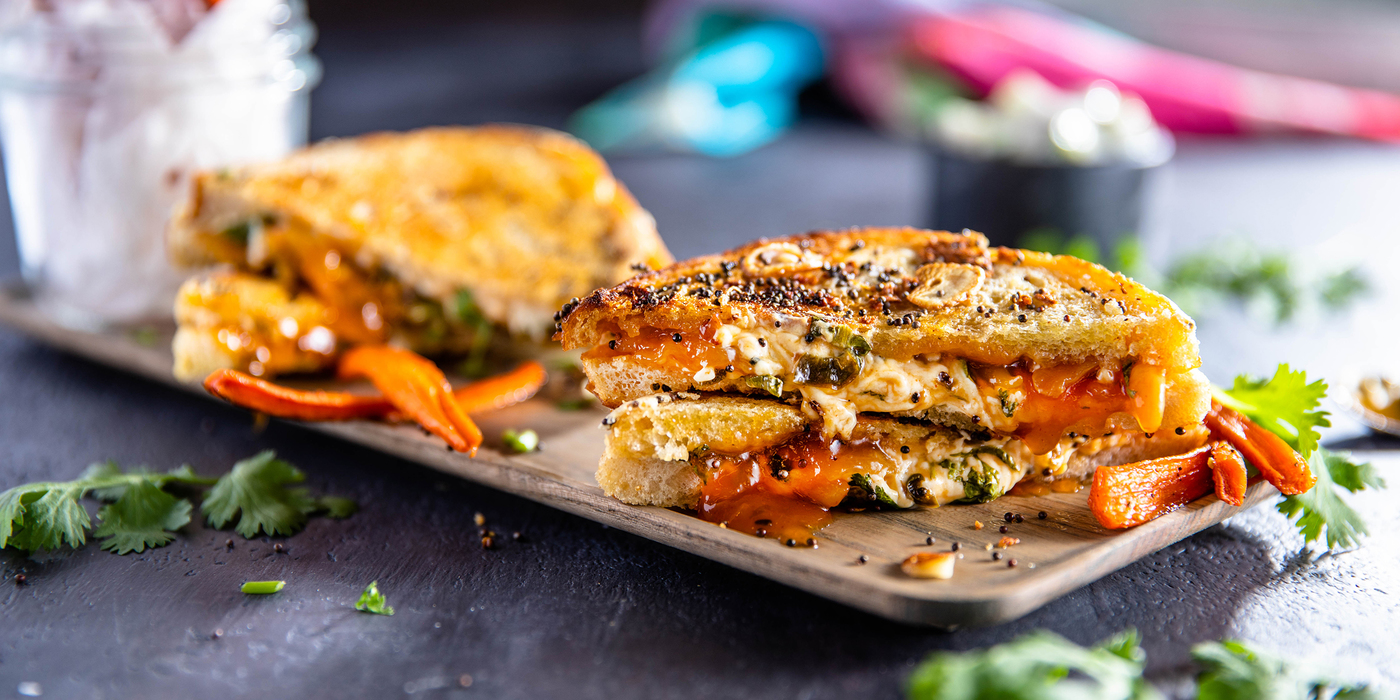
left=906, top=629, right=1159, bottom=700
left=1215, top=365, right=1384, bottom=550
left=905, top=632, right=1386, bottom=700
left=0, top=451, right=354, bottom=555
left=1192, top=640, right=1383, bottom=700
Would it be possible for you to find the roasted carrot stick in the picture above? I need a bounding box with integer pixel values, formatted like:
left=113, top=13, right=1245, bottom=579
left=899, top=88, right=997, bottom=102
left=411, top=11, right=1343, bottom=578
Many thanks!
left=204, top=360, right=546, bottom=455
left=1088, top=446, right=1214, bottom=529
left=339, top=346, right=483, bottom=455
left=1205, top=401, right=1315, bottom=495
left=1207, top=441, right=1248, bottom=507
left=204, top=369, right=389, bottom=421
left=452, top=360, right=548, bottom=414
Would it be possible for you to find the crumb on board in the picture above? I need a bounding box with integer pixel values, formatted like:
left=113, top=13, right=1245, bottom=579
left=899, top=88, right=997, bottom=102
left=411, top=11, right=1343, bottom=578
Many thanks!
left=901, top=552, right=956, bottom=580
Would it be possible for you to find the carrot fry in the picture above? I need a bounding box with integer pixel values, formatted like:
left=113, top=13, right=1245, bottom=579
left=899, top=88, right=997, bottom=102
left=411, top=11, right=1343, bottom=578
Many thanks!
left=1207, top=441, right=1248, bottom=507
left=453, top=361, right=548, bottom=413
left=1088, top=446, right=1214, bottom=529
left=203, top=369, right=390, bottom=421
left=206, top=362, right=545, bottom=423
left=339, top=346, right=482, bottom=456
left=205, top=358, right=544, bottom=455
left=1205, top=401, right=1315, bottom=495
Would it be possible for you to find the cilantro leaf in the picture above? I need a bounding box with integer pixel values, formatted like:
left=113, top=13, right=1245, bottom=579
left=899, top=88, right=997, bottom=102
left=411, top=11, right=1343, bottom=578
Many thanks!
left=93, top=481, right=193, bottom=554
left=202, top=451, right=316, bottom=538
left=7, top=484, right=91, bottom=552
left=1325, top=451, right=1385, bottom=493
left=0, top=483, right=47, bottom=550
left=355, top=580, right=394, bottom=615
left=2, top=455, right=348, bottom=555
left=1214, top=365, right=1329, bottom=456
left=1276, top=449, right=1382, bottom=550
left=1193, top=640, right=1382, bottom=700
left=906, top=629, right=1159, bottom=700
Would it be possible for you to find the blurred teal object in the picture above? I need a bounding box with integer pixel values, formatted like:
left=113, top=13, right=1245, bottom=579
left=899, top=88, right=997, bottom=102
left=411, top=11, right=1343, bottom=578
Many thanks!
left=569, top=15, right=824, bottom=157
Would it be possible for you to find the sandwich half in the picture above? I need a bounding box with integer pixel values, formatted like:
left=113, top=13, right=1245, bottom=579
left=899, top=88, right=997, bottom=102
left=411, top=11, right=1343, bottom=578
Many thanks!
left=168, top=125, right=672, bottom=382
left=556, top=228, right=1212, bottom=540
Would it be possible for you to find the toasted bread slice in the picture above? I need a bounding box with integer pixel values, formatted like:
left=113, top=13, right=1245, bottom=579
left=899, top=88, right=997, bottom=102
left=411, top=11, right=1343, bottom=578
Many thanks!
left=558, top=227, right=1209, bottom=450
left=598, top=393, right=1210, bottom=509
left=168, top=125, right=672, bottom=381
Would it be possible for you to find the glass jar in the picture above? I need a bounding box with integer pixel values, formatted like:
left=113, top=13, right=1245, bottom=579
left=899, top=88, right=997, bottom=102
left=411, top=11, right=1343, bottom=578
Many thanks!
left=0, top=0, right=320, bottom=328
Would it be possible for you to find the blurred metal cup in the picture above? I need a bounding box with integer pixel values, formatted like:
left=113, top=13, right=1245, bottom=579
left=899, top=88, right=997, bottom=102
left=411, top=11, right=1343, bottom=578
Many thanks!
left=928, top=147, right=1164, bottom=252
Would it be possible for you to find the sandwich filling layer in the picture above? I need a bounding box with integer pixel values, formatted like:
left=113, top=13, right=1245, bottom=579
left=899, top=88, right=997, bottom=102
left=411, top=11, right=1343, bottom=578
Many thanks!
left=597, top=393, right=1208, bottom=544
left=583, top=315, right=1202, bottom=454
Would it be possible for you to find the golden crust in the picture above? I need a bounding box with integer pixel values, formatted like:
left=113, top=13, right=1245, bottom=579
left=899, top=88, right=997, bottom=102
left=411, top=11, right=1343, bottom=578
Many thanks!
left=169, top=125, right=672, bottom=337
left=556, top=227, right=1199, bottom=372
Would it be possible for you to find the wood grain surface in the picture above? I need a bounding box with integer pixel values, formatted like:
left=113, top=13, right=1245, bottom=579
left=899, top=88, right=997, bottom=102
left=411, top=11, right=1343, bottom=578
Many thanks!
left=0, top=287, right=1272, bottom=627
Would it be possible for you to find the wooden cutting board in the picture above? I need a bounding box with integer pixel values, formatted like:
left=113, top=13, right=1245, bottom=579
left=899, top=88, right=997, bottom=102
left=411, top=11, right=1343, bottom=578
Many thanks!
left=0, top=287, right=1272, bottom=628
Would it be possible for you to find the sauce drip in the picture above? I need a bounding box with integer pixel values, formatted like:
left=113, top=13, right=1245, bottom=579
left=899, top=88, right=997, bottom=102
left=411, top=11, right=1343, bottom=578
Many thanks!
left=1008, top=476, right=1089, bottom=497
left=694, top=431, right=895, bottom=544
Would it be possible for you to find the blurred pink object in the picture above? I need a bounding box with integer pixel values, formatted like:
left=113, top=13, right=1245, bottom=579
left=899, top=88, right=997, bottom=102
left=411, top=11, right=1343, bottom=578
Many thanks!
left=909, top=6, right=1400, bottom=140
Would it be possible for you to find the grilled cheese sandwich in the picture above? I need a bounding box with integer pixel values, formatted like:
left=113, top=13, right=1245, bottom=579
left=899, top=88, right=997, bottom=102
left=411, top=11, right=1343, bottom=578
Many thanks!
left=168, top=125, right=672, bottom=382
left=557, top=228, right=1213, bottom=539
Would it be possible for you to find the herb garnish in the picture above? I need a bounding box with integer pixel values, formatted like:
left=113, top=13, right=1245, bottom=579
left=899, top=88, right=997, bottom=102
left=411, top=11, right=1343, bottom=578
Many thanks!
left=1215, top=365, right=1383, bottom=549
left=906, top=631, right=1381, bottom=699
left=241, top=580, right=285, bottom=595
left=849, top=473, right=899, bottom=508
left=0, top=451, right=354, bottom=555
left=0, top=463, right=214, bottom=554
left=906, top=629, right=1156, bottom=700
left=1021, top=231, right=1368, bottom=324
left=997, top=389, right=1018, bottom=417
left=502, top=429, right=540, bottom=453
left=744, top=375, right=784, bottom=398
left=1192, top=640, right=1381, bottom=699
left=355, top=581, right=395, bottom=615
left=203, top=451, right=320, bottom=538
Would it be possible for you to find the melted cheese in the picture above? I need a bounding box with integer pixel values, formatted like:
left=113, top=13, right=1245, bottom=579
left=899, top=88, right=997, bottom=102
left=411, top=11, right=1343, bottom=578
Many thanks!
left=715, top=323, right=999, bottom=432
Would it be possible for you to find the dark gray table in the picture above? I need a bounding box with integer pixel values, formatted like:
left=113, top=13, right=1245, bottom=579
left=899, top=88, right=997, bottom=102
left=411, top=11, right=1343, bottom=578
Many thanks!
left=2, top=19, right=1398, bottom=699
